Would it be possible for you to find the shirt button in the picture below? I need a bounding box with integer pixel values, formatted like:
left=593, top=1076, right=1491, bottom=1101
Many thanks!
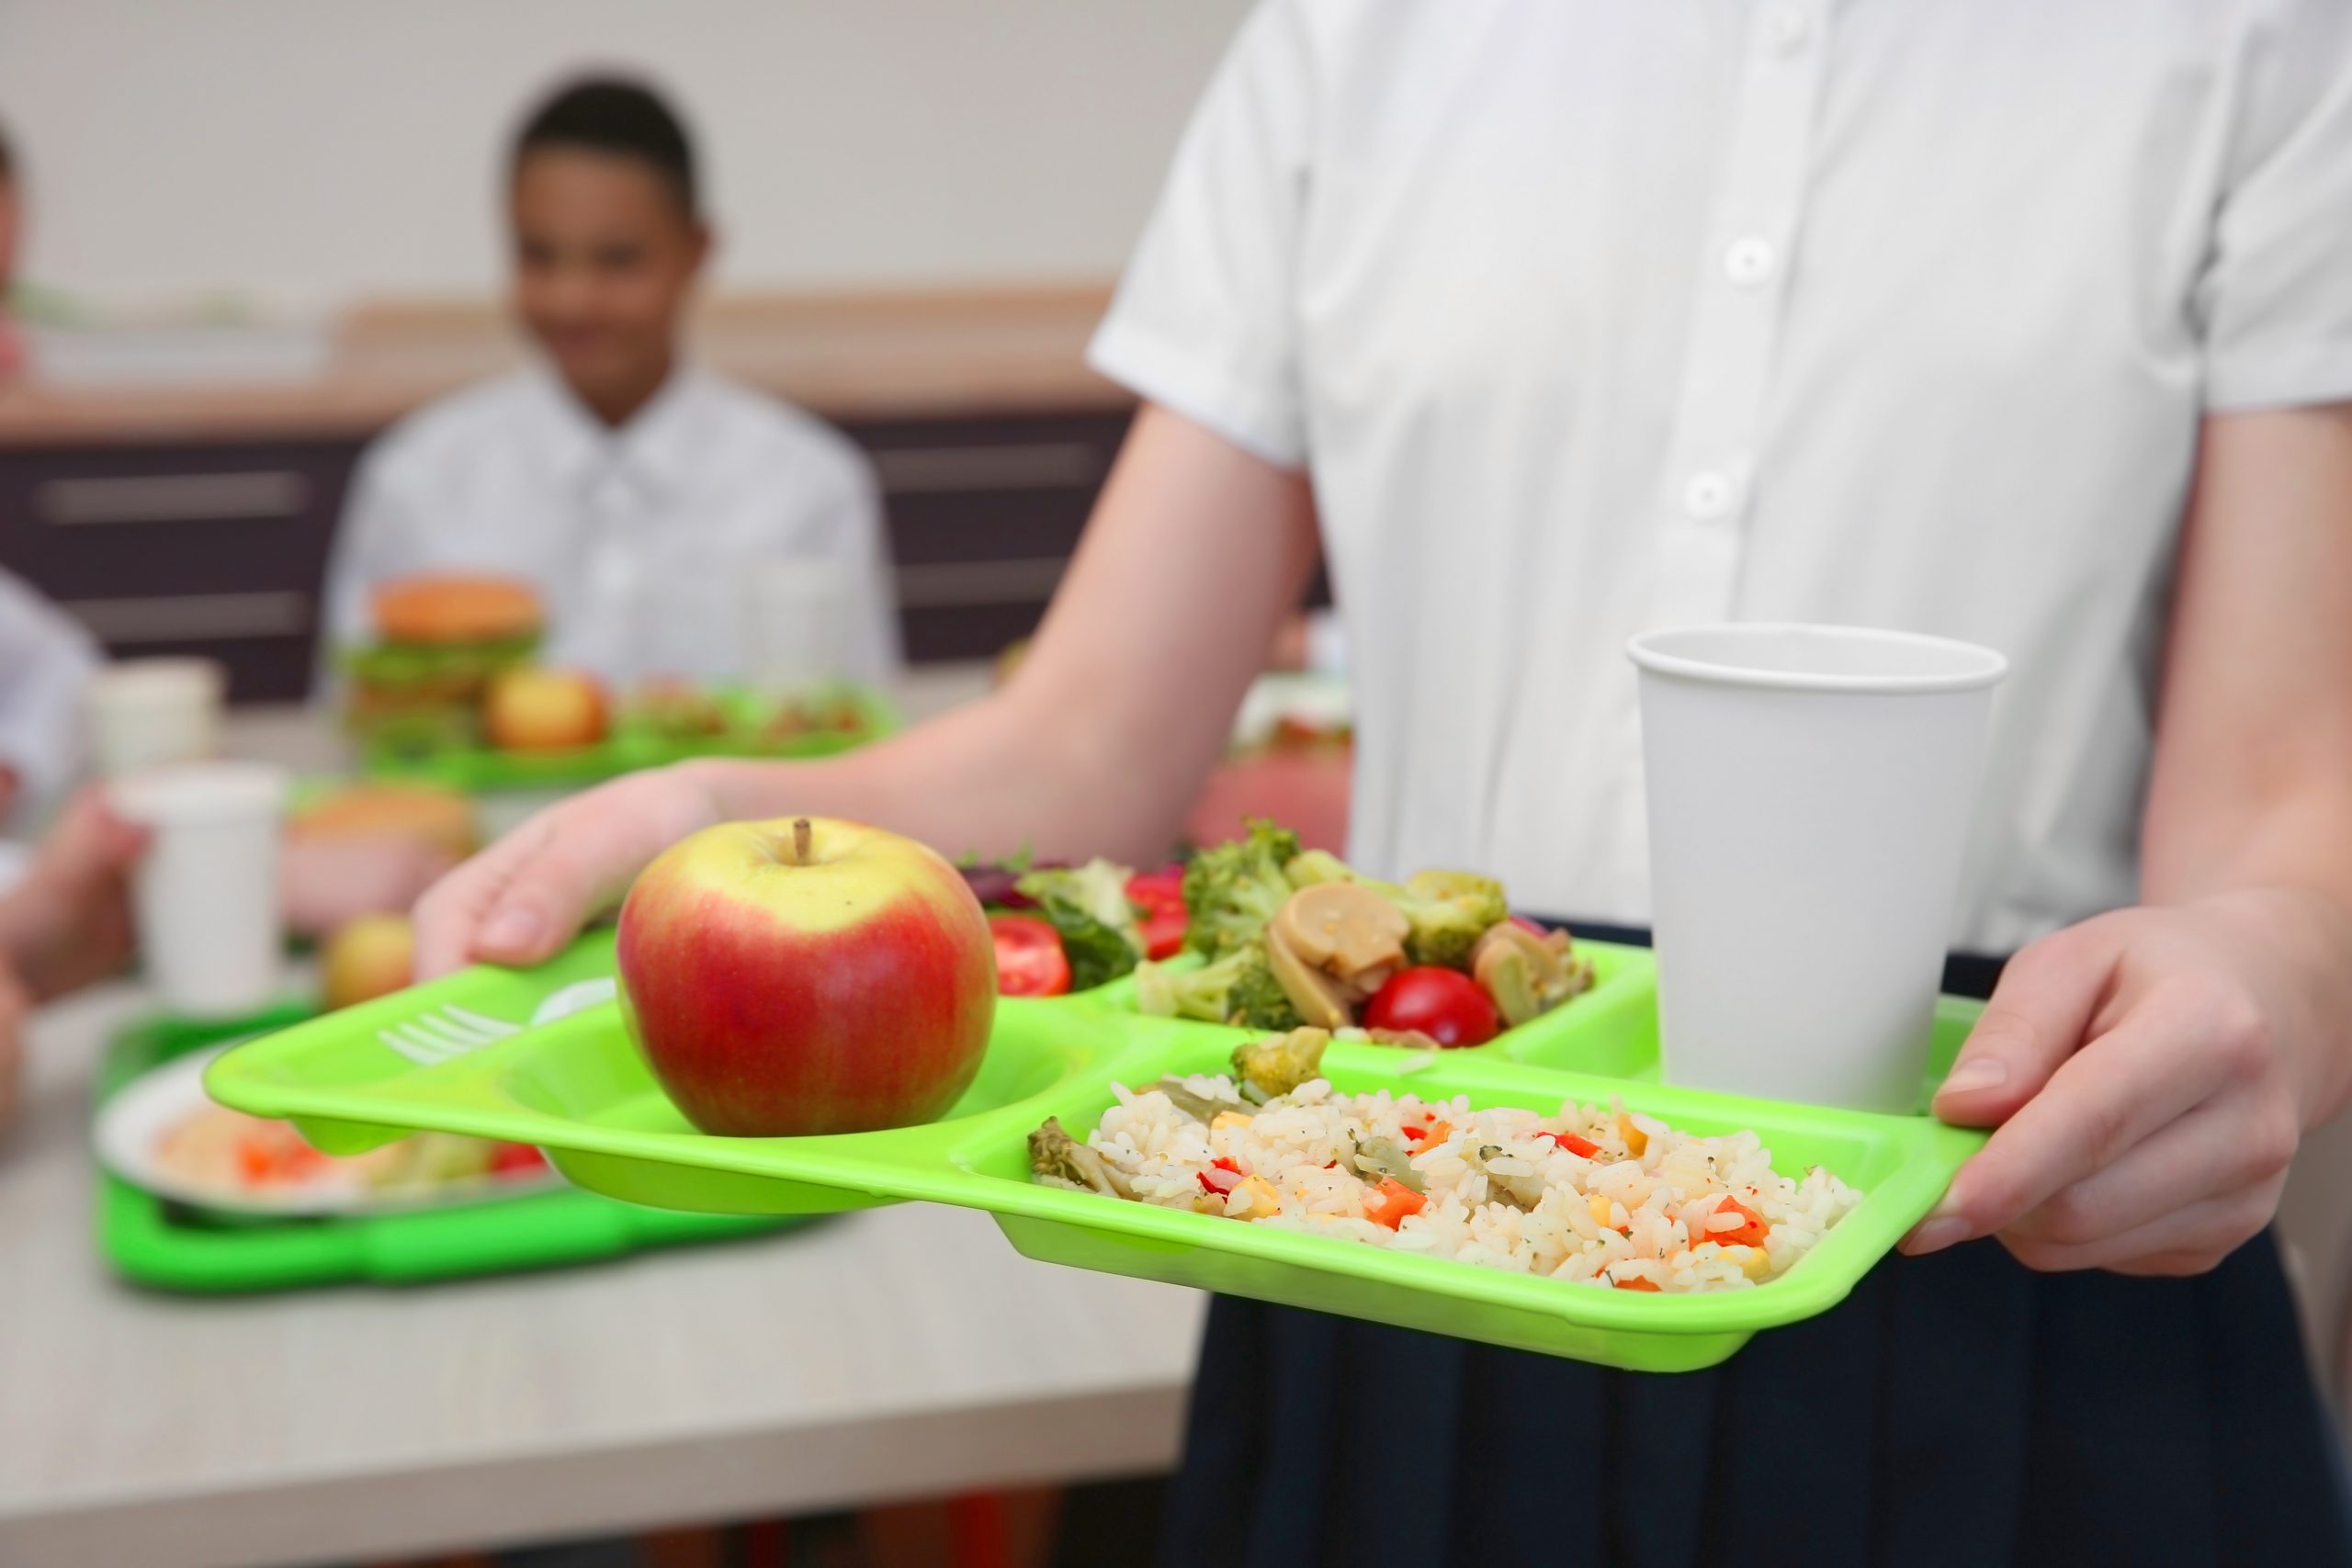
left=1761, top=5, right=1812, bottom=56
left=1724, top=236, right=1778, bottom=288
left=1683, top=471, right=1736, bottom=521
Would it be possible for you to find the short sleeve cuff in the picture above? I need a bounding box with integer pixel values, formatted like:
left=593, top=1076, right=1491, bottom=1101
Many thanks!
left=2205, top=337, right=2352, bottom=412
left=1087, top=315, right=1308, bottom=470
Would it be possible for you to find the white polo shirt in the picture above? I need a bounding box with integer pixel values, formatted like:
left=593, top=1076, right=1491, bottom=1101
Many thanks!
left=1091, top=0, right=2352, bottom=952
left=0, top=567, right=97, bottom=816
left=322, top=366, right=902, bottom=690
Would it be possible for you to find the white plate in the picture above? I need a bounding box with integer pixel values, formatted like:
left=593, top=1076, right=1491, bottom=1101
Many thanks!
left=95, top=1041, right=557, bottom=1218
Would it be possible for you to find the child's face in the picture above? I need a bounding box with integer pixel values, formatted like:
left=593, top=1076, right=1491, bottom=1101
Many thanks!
left=509, top=149, right=707, bottom=410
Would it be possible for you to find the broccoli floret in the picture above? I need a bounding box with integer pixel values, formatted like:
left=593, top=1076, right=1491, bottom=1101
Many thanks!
left=1182, top=818, right=1303, bottom=957
left=1393, top=870, right=1511, bottom=968
left=1220, top=956, right=1305, bottom=1032
left=1282, top=849, right=1356, bottom=889
left=1134, top=940, right=1301, bottom=1031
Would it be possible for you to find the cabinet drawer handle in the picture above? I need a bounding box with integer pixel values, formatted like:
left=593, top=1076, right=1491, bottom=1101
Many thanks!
left=869, top=444, right=1105, bottom=495
left=63, top=592, right=312, bottom=643
left=891, top=557, right=1069, bottom=609
left=36, top=471, right=311, bottom=525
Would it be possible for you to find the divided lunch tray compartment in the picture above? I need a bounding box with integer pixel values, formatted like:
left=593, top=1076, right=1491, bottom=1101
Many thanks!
left=363, top=684, right=899, bottom=794
left=208, top=935, right=1984, bottom=1369
left=99, top=949, right=804, bottom=1293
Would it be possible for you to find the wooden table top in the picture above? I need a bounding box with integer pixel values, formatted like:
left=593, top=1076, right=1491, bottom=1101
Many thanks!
left=0, top=283, right=1133, bottom=448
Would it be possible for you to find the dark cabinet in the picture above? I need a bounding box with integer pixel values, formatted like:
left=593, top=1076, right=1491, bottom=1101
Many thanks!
left=0, top=407, right=1135, bottom=702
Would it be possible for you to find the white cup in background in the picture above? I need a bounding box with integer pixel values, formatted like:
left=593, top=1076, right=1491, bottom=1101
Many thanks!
left=1628, top=624, right=2007, bottom=1113
left=110, top=761, right=288, bottom=1020
left=741, top=558, right=851, bottom=694
left=85, top=658, right=226, bottom=778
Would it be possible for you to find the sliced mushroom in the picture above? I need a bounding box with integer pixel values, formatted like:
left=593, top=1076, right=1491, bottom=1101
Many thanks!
left=1471, top=920, right=1574, bottom=1027
left=1265, top=919, right=1354, bottom=1029
left=1275, top=883, right=1408, bottom=979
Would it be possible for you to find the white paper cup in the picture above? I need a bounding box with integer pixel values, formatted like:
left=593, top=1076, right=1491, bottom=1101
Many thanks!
left=741, top=558, right=852, bottom=694
left=110, top=761, right=288, bottom=1019
left=85, top=658, right=226, bottom=778
left=1628, top=624, right=2007, bottom=1112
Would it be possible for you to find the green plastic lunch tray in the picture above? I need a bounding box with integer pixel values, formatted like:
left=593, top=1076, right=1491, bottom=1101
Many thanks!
left=207, top=937, right=1984, bottom=1371
left=99, top=955, right=803, bottom=1294
left=363, top=685, right=899, bottom=794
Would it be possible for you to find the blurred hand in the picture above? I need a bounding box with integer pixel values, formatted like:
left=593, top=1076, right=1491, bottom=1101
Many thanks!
left=1903, top=888, right=2352, bottom=1275
left=412, top=763, right=727, bottom=979
left=0, top=787, right=148, bottom=1002
left=0, top=960, right=28, bottom=1135
left=280, top=834, right=458, bottom=941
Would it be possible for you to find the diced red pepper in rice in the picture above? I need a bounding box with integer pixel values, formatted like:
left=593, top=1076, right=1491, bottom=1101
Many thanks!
left=1612, top=1276, right=1663, bottom=1292
left=1363, top=1178, right=1427, bottom=1229
left=1700, top=1195, right=1770, bottom=1248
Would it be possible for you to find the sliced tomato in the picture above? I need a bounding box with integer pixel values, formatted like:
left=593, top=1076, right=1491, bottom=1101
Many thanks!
left=1125, top=867, right=1189, bottom=960
left=989, top=913, right=1071, bottom=997
left=1363, top=966, right=1501, bottom=1047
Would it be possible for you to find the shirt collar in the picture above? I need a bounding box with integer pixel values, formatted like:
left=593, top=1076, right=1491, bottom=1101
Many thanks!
left=529, top=361, right=711, bottom=502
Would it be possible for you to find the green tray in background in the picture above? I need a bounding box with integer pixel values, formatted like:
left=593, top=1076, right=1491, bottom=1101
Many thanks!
left=99, top=954, right=804, bottom=1293
left=208, top=935, right=1985, bottom=1369
left=363, top=684, right=899, bottom=795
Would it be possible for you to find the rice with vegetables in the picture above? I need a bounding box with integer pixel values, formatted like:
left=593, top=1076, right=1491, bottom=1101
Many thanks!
left=1031, top=1030, right=1860, bottom=1293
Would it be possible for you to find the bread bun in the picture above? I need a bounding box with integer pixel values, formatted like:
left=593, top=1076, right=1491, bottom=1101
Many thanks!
left=371, top=575, right=542, bottom=647
left=288, top=784, right=478, bottom=859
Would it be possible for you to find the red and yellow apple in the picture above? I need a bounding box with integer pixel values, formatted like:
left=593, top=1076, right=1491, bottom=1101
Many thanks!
left=322, top=912, right=417, bottom=1011
left=483, top=667, right=608, bottom=751
left=616, top=817, right=997, bottom=1136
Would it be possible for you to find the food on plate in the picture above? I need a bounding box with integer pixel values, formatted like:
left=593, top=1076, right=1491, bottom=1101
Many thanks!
left=482, top=666, right=609, bottom=752
left=288, top=782, right=479, bottom=861
left=958, top=854, right=1188, bottom=995
left=154, top=1104, right=544, bottom=1202
left=617, top=816, right=995, bottom=1135
left=1135, top=819, right=1592, bottom=1039
left=761, top=690, right=872, bottom=744
left=628, top=678, right=731, bottom=740
left=321, top=913, right=417, bottom=1011
left=1030, top=1030, right=1859, bottom=1293
left=341, top=574, right=543, bottom=750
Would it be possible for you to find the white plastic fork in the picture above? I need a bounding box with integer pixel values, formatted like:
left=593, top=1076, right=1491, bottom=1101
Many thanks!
left=377, top=1004, right=522, bottom=1067
left=375, top=976, right=618, bottom=1069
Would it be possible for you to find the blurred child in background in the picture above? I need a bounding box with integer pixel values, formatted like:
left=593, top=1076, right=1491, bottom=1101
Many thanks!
left=321, top=76, right=900, bottom=692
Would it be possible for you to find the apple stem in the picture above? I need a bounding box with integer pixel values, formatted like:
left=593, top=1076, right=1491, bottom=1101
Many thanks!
left=789, top=817, right=813, bottom=865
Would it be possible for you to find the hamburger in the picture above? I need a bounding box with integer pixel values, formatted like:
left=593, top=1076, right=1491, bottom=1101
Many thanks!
left=341, top=574, right=542, bottom=750
left=288, top=782, right=479, bottom=861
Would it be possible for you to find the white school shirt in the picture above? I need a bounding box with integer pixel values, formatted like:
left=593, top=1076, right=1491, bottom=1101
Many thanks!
left=322, top=366, right=901, bottom=690
left=1091, top=0, right=2352, bottom=953
left=0, top=567, right=97, bottom=817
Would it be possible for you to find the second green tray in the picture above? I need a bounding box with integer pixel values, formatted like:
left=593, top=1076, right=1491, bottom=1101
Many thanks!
left=364, top=684, right=899, bottom=794
left=100, top=983, right=806, bottom=1293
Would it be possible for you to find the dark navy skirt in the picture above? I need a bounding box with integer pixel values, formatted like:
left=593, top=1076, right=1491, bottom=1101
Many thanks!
left=1159, top=938, right=2352, bottom=1568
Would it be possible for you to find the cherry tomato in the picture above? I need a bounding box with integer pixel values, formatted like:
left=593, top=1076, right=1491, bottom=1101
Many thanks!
left=491, top=1143, right=548, bottom=1176
left=1125, top=867, right=1189, bottom=960
left=1363, top=965, right=1500, bottom=1047
left=989, top=913, right=1071, bottom=997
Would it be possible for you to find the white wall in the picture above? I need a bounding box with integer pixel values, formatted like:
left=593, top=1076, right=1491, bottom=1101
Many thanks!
left=0, top=0, right=1249, bottom=310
